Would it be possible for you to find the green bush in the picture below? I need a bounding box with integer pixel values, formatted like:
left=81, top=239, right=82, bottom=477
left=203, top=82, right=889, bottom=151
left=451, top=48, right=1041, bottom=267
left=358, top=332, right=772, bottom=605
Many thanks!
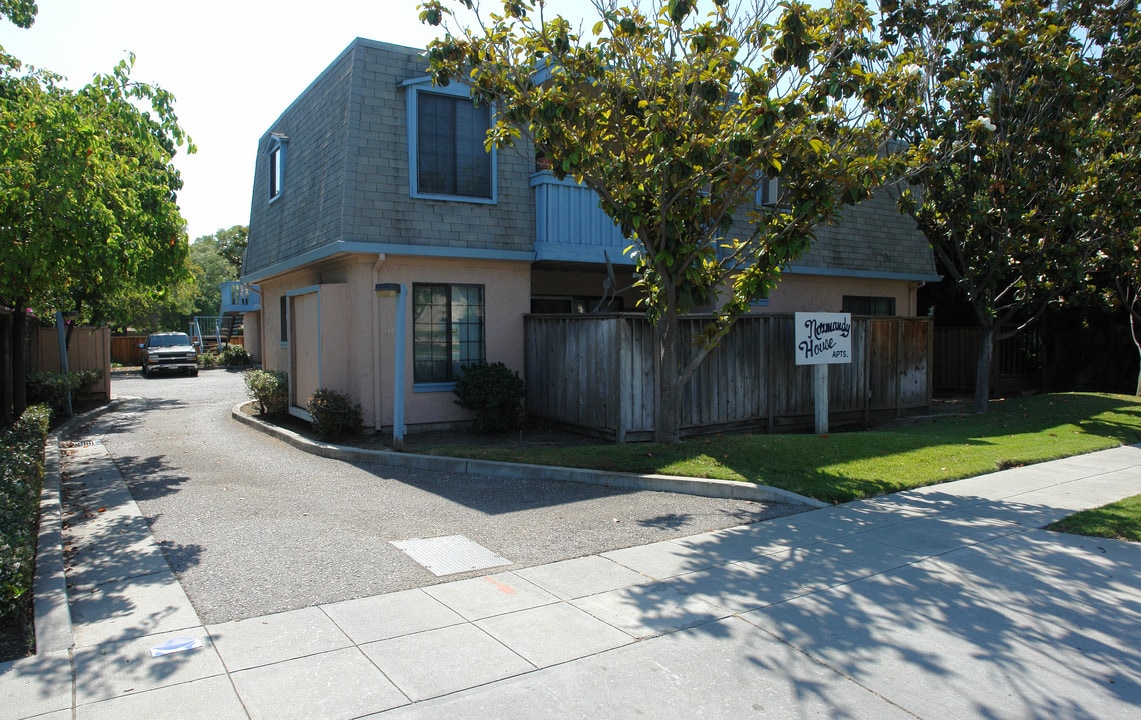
left=200, top=343, right=252, bottom=368
left=307, top=388, right=362, bottom=439
left=25, top=369, right=103, bottom=418
left=217, top=343, right=252, bottom=366
left=453, top=361, right=525, bottom=432
left=244, top=369, right=289, bottom=415
left=1, top=404, right=51, bottom=648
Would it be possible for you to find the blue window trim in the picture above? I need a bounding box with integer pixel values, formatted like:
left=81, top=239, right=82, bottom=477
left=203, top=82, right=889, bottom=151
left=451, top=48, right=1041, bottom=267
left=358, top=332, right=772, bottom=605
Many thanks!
left=403, top=77, right=497, bottom=205
left=413, top=381, right=457, bottom=393
left=267, top=134, right=288, bottom=204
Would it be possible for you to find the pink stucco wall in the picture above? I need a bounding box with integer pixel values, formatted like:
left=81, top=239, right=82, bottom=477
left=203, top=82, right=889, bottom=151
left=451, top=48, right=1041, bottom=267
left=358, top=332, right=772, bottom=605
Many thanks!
left=254, top=253, right=530, bottom=433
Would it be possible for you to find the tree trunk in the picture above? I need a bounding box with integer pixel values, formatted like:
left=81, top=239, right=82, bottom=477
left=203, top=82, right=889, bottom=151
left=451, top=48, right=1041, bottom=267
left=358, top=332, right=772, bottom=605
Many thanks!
left=1130, top=310, right=1141, bottom=397
left=653, top=300, right=683, bottom=444
left=974, top=325, right=994, bottom=413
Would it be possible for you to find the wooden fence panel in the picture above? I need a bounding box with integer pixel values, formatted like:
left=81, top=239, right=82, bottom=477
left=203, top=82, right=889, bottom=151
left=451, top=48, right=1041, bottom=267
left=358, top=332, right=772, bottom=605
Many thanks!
left=524, top=313, right=932, bottom=441
left=932, top=326, right=1041, bottom=395
left=899, top=320, right=932, bottom=408
left=34, top=326, right=111, bottom=400
left=867, top=318, right=899, bottom=411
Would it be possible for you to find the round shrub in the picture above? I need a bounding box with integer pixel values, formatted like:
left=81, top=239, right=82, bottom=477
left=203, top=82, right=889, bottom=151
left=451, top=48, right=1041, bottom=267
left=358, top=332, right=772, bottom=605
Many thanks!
left=453, top=361, right=524, bottom=432
left=218, top=343, right=252, bottom=366
left=307, top=387, right=363, bottom=439
left=244, top=369, right=289, bottom=415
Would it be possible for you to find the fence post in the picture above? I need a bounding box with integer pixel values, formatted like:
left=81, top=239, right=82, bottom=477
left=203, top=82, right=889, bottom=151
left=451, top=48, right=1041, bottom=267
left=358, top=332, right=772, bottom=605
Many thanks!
left=614, top=317, right=627, bottom=444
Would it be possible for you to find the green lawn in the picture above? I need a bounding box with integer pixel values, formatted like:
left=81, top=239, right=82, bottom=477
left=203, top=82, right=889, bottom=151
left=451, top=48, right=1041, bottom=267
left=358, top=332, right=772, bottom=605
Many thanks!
left=1046, top=494, right=1141, bottom=543
left=417, top=393, right=1141, bottom=504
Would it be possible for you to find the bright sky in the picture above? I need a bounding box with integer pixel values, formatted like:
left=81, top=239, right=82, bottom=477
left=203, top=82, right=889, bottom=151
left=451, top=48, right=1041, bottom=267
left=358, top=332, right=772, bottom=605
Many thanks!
left=0, top=0, right=600, bottom=241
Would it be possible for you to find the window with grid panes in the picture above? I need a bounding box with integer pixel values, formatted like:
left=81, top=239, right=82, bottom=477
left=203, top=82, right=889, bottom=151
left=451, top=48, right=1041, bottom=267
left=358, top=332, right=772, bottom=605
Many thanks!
left=412, top=284, right=485, bottom=383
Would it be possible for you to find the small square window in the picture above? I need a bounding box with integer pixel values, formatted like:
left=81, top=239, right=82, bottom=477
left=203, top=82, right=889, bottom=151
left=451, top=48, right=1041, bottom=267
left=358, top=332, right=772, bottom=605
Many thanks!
left=757, top=176, right=788, bottom=208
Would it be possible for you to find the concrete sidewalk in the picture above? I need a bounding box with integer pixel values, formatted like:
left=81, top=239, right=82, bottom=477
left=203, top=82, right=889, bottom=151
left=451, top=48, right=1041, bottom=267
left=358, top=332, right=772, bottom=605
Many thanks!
left=3, top=436, right=1140, bottom=719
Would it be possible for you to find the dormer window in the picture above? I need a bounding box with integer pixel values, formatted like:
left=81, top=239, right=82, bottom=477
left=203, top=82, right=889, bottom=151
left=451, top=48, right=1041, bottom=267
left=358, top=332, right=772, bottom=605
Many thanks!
left=404, top=78, right=496, bottom=204
left=267, top=134, right=288, bottom=202
left=758, top=175, right=788, bottom=209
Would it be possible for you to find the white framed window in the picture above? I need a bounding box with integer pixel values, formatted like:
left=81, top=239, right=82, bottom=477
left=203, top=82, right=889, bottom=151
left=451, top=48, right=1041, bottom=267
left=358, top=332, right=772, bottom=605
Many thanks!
left=267, top=134, right=288, bottom=202
left=404, top=79, right=496, bottom=204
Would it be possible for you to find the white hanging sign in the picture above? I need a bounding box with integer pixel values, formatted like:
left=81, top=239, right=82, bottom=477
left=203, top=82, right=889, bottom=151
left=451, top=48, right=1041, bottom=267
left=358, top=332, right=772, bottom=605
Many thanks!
left=794, top=312, right=853, bottom=366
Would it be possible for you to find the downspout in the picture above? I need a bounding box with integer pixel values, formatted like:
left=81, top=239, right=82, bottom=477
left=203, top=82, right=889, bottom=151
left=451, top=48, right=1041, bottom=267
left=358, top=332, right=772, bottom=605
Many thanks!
left=392, top=286, right=406, bottom=451
left=372, top=254, right=386, bottom=433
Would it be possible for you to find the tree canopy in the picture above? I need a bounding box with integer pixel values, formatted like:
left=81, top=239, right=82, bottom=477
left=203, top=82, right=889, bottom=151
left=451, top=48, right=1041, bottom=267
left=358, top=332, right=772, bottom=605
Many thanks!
left=0, top=2, right=193, bottom=417
left=883, top=0, right=1139, bottom=410
left=0, top=54, right=194, bottom=323
left=421, top=0, right=920, bottom=441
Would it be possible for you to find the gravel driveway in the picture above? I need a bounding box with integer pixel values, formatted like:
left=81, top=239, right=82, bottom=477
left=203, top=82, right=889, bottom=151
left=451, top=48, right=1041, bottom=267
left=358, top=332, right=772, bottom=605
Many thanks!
left=87, top=369, right=802, bottom=624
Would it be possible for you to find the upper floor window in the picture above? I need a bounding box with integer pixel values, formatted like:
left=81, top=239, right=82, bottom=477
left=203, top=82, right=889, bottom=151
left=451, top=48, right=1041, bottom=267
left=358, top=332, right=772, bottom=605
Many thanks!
left=404, top=79, right=496, bottom=204
left=757, top=175, right=788, bottom=209
left=267, top=134, right=288, bottom=202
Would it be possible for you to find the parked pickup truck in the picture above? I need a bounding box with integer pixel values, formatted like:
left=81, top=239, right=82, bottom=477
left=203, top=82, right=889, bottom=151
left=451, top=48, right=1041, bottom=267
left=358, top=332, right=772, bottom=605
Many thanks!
left=139, top=332, right=199, bottom=377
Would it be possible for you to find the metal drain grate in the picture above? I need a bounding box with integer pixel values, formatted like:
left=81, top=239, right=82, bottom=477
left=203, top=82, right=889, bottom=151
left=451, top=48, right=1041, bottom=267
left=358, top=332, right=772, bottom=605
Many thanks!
left=390, top=535, right=511, bottom=576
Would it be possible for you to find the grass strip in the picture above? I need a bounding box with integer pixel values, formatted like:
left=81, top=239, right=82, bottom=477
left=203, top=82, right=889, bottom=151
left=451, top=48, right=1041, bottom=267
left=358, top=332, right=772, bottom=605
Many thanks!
left=1046, top=494, right=1141, bottom=542
left=416, top=393, right=1141, bottom=504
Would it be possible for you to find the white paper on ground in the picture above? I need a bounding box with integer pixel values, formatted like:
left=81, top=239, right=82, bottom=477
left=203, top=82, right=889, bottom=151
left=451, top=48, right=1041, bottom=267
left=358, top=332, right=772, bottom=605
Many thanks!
left=150, top=637, right=204, bottom=657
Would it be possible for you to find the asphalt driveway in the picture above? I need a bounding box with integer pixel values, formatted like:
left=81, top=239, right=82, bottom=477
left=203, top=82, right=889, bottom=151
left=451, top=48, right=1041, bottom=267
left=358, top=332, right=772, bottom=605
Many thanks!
left=94, top=369, right=801, bottom=625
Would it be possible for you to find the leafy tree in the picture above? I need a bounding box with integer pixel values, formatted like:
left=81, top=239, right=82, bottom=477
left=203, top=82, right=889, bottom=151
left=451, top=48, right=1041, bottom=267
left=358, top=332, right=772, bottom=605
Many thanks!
left=189, top=232, right=240, bottom=319
left=213, top=224, right=249, bottom=274
left=1085, top=5, right=1141, bottom=395
left=100, top=259, right=196, bottom=334
left=0, top=0, right=36, bottom=29
left=882, top=0, right=1135, bottom=411
left=421, top=0, right=919, bottom=441
left=0, top=6, right=193, bottom=415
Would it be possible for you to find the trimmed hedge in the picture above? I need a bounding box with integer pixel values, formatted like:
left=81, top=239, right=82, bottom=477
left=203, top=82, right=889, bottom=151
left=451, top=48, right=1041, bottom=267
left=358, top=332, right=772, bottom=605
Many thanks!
left=1, top=404, right=51, bottom=643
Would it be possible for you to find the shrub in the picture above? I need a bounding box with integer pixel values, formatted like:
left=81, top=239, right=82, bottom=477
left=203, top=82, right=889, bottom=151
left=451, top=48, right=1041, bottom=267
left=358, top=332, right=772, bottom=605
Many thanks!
left=217, top=343, right=252, bottom=367
left=200, top=343, right=252, bottom=368
left=25, top=369, right=103, bottom=418
left=1, top=404, right=51, bottom=649
left=244, top=369, right=289, bottom=415
left=453, top=361, right=525, bottom=432
left=307, top=388, right=362, bottom=439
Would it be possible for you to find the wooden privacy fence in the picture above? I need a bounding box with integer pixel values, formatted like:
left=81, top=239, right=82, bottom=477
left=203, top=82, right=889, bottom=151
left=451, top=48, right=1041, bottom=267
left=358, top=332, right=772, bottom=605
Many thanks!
left=33, top=326, right=112, bottom=401
left=525, top=314, right=933, bottom=442
left=932, top=326, right=1041, bottom=395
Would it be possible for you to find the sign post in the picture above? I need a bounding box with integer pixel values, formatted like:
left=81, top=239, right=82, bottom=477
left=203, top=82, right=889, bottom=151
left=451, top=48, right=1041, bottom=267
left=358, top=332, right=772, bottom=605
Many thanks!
left=794, top=312, right=853, bottom=434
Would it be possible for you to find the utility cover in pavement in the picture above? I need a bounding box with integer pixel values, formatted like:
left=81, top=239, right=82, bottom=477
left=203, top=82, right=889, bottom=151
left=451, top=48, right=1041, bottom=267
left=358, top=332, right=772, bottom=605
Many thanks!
left=390, top=535, right=512, bottom=576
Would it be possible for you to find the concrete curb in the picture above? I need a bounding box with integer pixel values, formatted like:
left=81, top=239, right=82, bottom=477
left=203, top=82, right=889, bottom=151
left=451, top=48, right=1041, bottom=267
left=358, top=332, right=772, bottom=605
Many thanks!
left=231, top=402, right=827, bottom=509
left=32, top=399, right=127, bottom=657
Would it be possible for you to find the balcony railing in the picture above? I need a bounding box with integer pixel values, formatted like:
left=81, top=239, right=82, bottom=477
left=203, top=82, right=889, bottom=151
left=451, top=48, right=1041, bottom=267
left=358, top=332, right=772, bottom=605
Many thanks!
left=220, top=281, right=261, bottom=314
left=531, top=171, right=632, bottom=265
